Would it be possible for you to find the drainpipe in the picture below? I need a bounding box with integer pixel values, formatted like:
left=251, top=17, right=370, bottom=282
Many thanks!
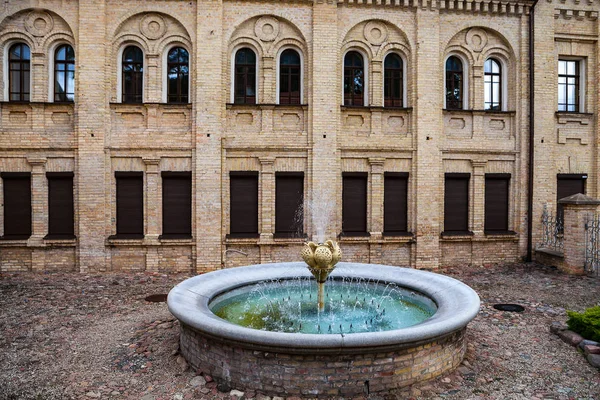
left=527, top=0, right=539, bottom=262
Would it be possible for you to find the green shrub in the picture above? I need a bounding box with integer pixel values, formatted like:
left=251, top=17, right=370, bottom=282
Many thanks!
left=566, top=306, right=600, bottom=342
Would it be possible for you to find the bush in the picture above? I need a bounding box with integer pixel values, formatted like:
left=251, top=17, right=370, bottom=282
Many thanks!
left=566, top=306, right=600, bottom=342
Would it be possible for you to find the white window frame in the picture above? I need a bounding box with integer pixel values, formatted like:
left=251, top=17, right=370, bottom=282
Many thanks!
left=342, top=48, right=369, bottom=107
left=558, top=57, right=586, bottom=113
left=116, top=43, right=146, bottom=104
left=443, top=53, right=469, bottom=110
left=275, top=46, right=304, bottom=105
left=48, top=42, right=75, bottom=102
left=3, top=40, right=33, bottom=102
left=483, top=56, right=507, bottom=111
left=382, top=51, right=408, bottom=108
left=161, top=43, right=191, bottom=104
left=230, top=45, right=260, bottom=104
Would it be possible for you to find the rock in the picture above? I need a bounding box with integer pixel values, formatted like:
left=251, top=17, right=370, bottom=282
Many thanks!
left=578, top=339, right=600, bottom=351
left=176, top=355, right=189, bottom=372
left=587, top=354, right=600, bottom=369
left=441, top=377, right=451, bottom=383
left=584, top=345, right=600, bottom=355
left=173, top=394, right=184, bottom=400
left=557, top=330, right=584, bottom=346
left=199, top=388, right=211, bottom=394
left=217, top=383, right=232, bottom=393
left=85, top=392, right=101, bottom=398
left=550, top=321, right=568, bottom=334
left=255, top=395, right=271, bottom=400
left=204, top=374, right=214, bottom=383
left=190, top=376, right=206, bottom=387
left=272, top=397, right=284, bottom=400
left=230, top=389, right=245, bottom=397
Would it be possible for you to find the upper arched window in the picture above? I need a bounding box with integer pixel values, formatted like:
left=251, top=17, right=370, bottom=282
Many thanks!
left=445, top=56, right=463, bottom=110
left=122, top=45, right=143, bottom=103
left=54, top=44, right=75, bottom=102
left=484, top=58, right=501, bottom=111
left=167, top=47, right=189, bottom=103
left=344, top=51, right=364, bottom=106
left=384, top=53, right=403, bottom=107
left=9, top=43, right=30, bottom=102
left=279, top=49, right=301, bottom=105
left=234, top=48, right=256, bottom=104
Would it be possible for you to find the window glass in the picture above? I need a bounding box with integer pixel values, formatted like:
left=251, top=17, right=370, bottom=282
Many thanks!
left=9, top=43, right=31, bottom=102
left=384, top=53, right=403, bottom=107
left=445, top=56, right=463, bottom=110
left=279, top=49, right=301, bottom=105
left=54, top=44, right=75, bottom=102
left=344, top=51, right=364, bottom=106
left=167, top=47, right=189, bottom=103
left=558, top=60, right=580, bottom=112
left=234, top=48, right=257, bottom=104
left=122, top=45, right=143, bottom=103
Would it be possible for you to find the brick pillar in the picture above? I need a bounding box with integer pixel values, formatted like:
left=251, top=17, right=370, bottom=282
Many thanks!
left=310, top=1, right=339, bottom=242
left=259, top=157, right=275, bottom=263
left=371, top=60, right=383, bottom=107
left=144, top=158, right=160, bottom=241
left=77, top=0, right=108, bottom=272
left=31, top=52, right=45, bottom=102
left=146, top=55, right=160, bottom=103
left=414, top=9, right=442, bottom=269
left=195, top=0, right=224, bottom=273
left=369, top=158, right=384, bottom=238
left=560, top=193, right=600, bottom=275
left=262, top=56, right=275, bottom=104
left=471, top=160, right=487, bottom=236
left=28, top=157, right=47, bottom=271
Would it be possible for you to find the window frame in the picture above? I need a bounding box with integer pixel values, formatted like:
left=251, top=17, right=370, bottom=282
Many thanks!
left=342, top=49, right=368, bottom=107
left=443, top=172, right=471, bottom=234
left=7, top=42, right=31, bottom=102
left=0, top=172, right=32, bottom=240
left=341, top=172, right=369, bottom=236
left=114, top=171, right=144, bottom=239
left=46, top=172, right=75, bottom=239
left=383, top=172, right=409, bottom=235
left=274, top=172, right=304, bottom=238
left=161, top=171, right=192, bottom=239
left=52, top=43, right=75, bottom=103
left=484, top=173, right=510, bottom=233
left=163, top=45, right=190, bottom=104
left=117, top=44, right=145, bottom=104
left=383, top=52, right=406, bottom=108
left=558, top=58, right=584, bottom=113
left=484, top=58, right=502, bottom=111
left=228, top=171, right=259, bottom=238
left=444, top=53, right=469, bottom=110
left=276, top=47, right=303, bottom=105
left=231, top=46, right=258, bottom=105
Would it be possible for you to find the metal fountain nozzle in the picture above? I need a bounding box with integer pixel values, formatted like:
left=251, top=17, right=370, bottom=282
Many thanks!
left=301, top=240, right=342, bottom=283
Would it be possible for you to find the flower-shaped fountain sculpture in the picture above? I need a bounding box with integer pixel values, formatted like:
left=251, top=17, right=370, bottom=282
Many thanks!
left=301, top=240, right=342, bottom=312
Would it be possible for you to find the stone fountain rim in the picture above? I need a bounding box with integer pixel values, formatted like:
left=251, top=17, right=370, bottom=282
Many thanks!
left=167, top=262, right=480, bottom=352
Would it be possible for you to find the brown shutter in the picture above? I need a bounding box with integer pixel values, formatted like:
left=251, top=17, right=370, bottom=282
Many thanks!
left=485, top=174, right=510, bottom=232
left=275, top=172, right=304, bottom=237
left=230, top=172, right=259, bottom=237
left=342, top=173, right=368, bottom=235
left=162, top=172, right=192, bottom=238
left=116, top=172, right=143, bottom=238
left=557, top=173, right=587, bottom=221
left=1, top=172, right=31, bottom=239
left=384, top=172, right=408, bottom=234
left=444, top=173, right=470, bottom=232
left=47, top=172, right=74, bottom=238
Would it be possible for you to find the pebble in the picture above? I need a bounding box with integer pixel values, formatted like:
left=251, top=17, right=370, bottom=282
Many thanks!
left=557, top=329, right=584, bottom=346
left=587, top=354, right=600, bottom=369
left=230, top=389, right=245, bottom=397
left=85, top=392, right=101, bottom=398
left=255, top=395, right=271, bottom=400
left=441, top=377, right=451, bottom=383
left=173, top=394, right=183, bottom=400
left=190, top=376, right=206, bottom=387
left=584, top=344, right=600, bottom=355
left=578, top=339, right=599, bottom=350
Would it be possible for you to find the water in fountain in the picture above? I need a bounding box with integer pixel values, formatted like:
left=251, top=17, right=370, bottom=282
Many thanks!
left=210, top=277, right=436, bottom=334
left=303, top=191, right=335, bottom=244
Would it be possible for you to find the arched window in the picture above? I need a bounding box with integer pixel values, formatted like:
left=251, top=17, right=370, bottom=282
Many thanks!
left=445, top=56, right=463, bottom=110
left=344, top=51, right=364, bottom=106
left=234, top=48, right=256, bottom=104
left=54, top=44, right=75, bottom=102
left=167, top=47, right=189, bottom=103
left=279, top=49, right=301, bottom=105
left=122, top=45, right=143, bottom=103
left=9, top=43, right=30, bottom=102
left=484, top=58, right=501, bottom=110
left=384, top=53, right=403, bottom=107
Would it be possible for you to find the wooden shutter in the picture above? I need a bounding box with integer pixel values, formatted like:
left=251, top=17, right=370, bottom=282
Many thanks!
left=47, top=172, right=74, bottom=238
left=342, top=173, right=368, bottom=235
left=116, top=172, right=143, bottom=238
left=384, top=172, right=408, bottom=234
left=275, top=173, right=304, bottom=237
left=557, top=174, right=587, bottom=221
left=230, top=172, right=258, bottom=237
left=444, top=173, right=470, bottom=232
left=1, top=172, right=31, bottom=239
left=485, top=174, right=510, bottom=232
left=162, top=172, right=192, bottom=238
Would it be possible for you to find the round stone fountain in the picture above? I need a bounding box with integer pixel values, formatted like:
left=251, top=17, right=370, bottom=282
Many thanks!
left=168, top=242, right=479, bottom=397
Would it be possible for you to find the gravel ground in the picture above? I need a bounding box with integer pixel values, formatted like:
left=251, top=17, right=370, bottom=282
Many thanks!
left=0, top=262, right=599, bottom=400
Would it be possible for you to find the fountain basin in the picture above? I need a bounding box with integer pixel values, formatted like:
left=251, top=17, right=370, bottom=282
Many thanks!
left=168, top=262, right=480, bottom=397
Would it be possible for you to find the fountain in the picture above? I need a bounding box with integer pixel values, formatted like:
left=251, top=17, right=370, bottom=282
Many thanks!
left=168, top=239, right=479, bottom=397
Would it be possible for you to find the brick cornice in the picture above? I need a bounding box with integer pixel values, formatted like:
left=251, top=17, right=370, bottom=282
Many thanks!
left=335, top=0, right=535, bottom=15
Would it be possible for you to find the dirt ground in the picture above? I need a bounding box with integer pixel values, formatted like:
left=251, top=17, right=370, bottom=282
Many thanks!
left=0, top=262, right=599, bottom=400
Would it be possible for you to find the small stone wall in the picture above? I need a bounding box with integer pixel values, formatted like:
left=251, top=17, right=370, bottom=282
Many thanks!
left=180, top=323, right=466, bottom=397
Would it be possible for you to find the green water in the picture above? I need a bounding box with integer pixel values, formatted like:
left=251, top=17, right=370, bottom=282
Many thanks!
left=210, top=278, right=436, bottom=334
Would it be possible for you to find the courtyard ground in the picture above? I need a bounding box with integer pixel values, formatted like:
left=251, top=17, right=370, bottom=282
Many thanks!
left=0, top=262, right=599, bottom=400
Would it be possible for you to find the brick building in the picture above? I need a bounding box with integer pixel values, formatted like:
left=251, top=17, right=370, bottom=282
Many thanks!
left=0, top=0, right=597, bottom=273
